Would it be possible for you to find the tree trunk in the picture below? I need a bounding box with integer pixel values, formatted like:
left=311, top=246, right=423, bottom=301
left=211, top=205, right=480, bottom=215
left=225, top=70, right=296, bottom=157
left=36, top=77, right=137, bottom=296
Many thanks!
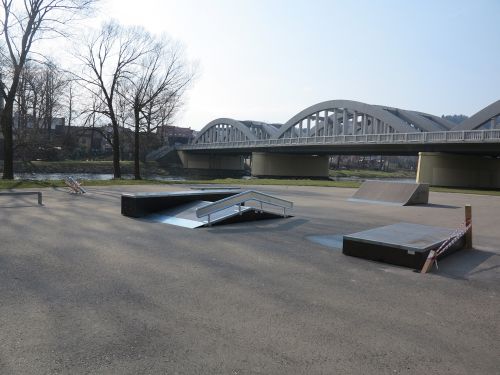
left=134, top=108, right=141, bottom=180
left=1, top=102, right=14, bottom=179
left=112, top=120, right=121, bottom=178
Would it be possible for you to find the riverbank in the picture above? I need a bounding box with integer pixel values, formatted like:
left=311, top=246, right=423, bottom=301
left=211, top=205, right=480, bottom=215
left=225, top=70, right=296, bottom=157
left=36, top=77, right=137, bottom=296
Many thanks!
left=2, top=160, right=169, bottom=175
left=2, top=161, right=416, bottom=179
left=1, top=177, right=499, bottom=196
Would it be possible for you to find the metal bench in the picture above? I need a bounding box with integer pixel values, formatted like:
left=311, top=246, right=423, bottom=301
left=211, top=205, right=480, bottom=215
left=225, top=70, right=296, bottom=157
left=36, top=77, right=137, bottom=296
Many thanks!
left=0, top=191, right=43, bottom=205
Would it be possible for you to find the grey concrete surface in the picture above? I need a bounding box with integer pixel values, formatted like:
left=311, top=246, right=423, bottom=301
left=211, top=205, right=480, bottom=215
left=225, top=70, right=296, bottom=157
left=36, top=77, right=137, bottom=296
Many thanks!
left=0, top=184, right=499, bottom=374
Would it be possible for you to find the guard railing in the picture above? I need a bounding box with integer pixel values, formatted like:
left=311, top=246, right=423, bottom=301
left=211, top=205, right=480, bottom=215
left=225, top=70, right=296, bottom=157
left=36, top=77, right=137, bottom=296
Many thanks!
left=196, top=190, right=293, bottom=224
left=178, top=129, right=500, bottom=150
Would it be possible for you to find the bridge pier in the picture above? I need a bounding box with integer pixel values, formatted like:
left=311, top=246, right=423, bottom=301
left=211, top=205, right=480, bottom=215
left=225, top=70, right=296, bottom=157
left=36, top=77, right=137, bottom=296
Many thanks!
left=251, top=152, right=329, bottom=178
left=417, top=152, right=500, bottom=189
left=177, top=151, right=246, bottom=171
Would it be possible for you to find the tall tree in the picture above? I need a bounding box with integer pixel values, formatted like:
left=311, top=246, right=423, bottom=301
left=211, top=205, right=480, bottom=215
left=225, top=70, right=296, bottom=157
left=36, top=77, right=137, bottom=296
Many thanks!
left=121, top=34, right=194, bottom=179
left=75, top=21, right=153, bottom=178
left=0, top=0, right=97, bottom=179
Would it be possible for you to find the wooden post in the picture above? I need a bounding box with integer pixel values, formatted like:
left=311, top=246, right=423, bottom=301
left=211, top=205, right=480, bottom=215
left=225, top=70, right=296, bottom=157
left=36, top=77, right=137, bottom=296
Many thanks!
left=420, top=250, right=436, bottom=274
left=465, top=204, right=472, bottom=249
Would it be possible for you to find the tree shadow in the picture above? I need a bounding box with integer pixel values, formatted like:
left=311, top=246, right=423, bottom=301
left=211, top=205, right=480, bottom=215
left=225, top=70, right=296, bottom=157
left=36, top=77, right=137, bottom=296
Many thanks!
left=205, top=217, right=309, bottom=234
left=432, top=248, right=498, bottom=280
left=0, top=204, right=43, bottom=208
left=420, top=203, right=461, bottom=209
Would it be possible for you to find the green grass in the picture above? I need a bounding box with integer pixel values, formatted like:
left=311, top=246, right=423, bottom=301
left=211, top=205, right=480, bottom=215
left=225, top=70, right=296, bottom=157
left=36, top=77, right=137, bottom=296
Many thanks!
left=329, top=169, right=416, bottom=179
left=0, top=179, right=167, bottom=190
left=0, top=178, right=360, bottom=190
left=1, top=177, right=499, bottom=197
left=187, top=178, right=361, bottom=188
left=429, top=186, right=500, bottom=196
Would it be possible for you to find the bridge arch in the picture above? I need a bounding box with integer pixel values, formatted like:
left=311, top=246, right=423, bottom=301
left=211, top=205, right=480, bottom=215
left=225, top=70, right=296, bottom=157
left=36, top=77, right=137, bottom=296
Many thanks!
left=193, top=118, right=258, bottom=144
left=453, top=100, right=500, bottom=130
left=276, top=100, right=420, bottom=139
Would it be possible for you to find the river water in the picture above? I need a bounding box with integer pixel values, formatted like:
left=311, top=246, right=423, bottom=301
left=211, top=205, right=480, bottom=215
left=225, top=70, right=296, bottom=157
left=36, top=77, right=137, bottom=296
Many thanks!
left=14, top=173, right=187, bottom=181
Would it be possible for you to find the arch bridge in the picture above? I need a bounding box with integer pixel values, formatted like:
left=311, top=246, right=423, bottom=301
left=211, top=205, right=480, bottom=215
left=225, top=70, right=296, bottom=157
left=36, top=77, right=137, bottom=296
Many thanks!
left=164, top=99, right=500, bottom=188
left=186, top=99, right=500, bottom=154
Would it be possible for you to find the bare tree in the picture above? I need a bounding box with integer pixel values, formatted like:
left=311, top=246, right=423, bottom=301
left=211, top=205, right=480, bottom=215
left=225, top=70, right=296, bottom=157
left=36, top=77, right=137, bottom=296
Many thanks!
left=75, top=21, right=154, bottom=178
left=10, top=60, right=70, bottom=160
left=0, top=0, right=97, bottom=179
left=120, top=34, right=194, bottom=179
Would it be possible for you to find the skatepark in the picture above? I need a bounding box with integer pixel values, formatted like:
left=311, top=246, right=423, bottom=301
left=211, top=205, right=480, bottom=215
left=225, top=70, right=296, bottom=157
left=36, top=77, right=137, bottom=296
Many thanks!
left=0, top=183, right=498, bottom=374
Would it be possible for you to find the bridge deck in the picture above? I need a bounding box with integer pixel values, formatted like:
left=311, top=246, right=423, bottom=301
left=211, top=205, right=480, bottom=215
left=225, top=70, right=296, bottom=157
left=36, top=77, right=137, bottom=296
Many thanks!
left=177, top=129, right=500, bottom=156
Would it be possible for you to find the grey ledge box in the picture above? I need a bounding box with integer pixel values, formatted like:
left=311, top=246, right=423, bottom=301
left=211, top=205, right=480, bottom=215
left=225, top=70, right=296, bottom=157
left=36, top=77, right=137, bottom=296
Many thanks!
left=342, top=223, right=464, bottom=269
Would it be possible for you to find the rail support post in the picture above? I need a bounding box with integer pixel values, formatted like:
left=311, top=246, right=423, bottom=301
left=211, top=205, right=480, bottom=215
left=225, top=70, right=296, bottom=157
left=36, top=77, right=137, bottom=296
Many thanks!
left=465, top=204, right=472, bottom=249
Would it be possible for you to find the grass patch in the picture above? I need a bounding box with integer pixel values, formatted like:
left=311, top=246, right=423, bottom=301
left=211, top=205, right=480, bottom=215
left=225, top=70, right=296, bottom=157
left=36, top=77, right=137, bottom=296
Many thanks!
left=329, top=169, right=416, bottom=179
left=0, top=178, right=361, bottom=190
left=429, top=186, right=500, bottom=196
left=186, top=178, right=362, bottom=188
left=0, top=178, right=167, bottom=190
left=1, top=177, right=499, bottom=197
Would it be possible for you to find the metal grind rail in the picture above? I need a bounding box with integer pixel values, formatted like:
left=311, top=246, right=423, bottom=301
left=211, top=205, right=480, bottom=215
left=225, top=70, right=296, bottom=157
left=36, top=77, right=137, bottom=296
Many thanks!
left=196, top=190, right=293, bottom=225
left=0, top=191, right=43, bottom=205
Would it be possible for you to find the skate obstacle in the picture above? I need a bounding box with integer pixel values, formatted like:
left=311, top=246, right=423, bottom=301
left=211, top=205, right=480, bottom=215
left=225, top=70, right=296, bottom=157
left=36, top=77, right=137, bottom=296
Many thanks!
left=0, top=191, right=43, bottom=205
left=65, top=177, right=86, bottom=194
left=349, top=180, right=429, bottom=206
left=121, top=189, right=293, bottom=228
left=343, top=205, right=472, bottom=272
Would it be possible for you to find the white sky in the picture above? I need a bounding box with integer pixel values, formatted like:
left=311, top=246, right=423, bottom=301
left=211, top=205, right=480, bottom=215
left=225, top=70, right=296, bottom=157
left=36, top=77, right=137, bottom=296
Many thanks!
left=80, top=0, right=500, bottom=130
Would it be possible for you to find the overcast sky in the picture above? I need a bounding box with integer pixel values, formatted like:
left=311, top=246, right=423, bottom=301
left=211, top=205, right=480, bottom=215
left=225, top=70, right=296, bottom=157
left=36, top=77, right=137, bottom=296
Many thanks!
left=97, top=0, right=500, bottom=130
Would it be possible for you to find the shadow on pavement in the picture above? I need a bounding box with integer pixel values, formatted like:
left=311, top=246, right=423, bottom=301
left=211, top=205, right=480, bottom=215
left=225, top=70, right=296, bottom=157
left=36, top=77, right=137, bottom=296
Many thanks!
left=434, top=248, right=498, bottom=280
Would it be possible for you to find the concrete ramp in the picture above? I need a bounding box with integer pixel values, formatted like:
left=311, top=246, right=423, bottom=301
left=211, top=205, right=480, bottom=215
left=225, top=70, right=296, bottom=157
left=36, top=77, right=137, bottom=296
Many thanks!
left=122, top=189, right=293, bottom=228
left=350, top=180, right=429, bottom=206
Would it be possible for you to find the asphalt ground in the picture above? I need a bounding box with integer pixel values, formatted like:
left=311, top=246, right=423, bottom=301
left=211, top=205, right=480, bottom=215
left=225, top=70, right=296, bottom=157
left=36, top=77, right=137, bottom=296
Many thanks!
left=0, top=184, right=499, bottom=374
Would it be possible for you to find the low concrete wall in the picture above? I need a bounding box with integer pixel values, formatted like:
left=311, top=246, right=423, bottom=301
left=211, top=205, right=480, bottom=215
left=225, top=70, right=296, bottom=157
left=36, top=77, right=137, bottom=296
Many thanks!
left=417, top=152, right=500, bottom=189
left=177, top=151, right=245, bottom=171
left=251, top=152, right=329, bottom=178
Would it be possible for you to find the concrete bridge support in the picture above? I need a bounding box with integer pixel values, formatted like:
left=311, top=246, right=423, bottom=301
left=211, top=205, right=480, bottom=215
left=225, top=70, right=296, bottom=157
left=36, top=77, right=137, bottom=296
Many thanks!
left=177, top=151, right=245, bottom=171
left=417, top=152, right=500, bottom=189
left=251, top=152, right=329, bottom=178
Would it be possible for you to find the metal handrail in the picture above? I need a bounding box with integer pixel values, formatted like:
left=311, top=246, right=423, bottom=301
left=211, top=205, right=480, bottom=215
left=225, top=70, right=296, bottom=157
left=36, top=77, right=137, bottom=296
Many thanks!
left=177, top=129, right=500, bottom=150
left=196, top=190, right=293, bottom=221
left=145, top=145, right=175, bottom=161
left=0, top=191, right=43, bottom=205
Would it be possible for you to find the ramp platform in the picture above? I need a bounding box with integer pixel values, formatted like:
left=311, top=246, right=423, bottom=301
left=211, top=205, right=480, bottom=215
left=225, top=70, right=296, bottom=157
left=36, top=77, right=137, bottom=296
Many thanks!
left=146, top=200, right=284, bottom=228
left=122, top=190, right=293, bottom=228
left=343, top=223, right=465, bottom=269
left=121, top=190, right=239, bottom=218
left=349, top=180, right=429, bottom=206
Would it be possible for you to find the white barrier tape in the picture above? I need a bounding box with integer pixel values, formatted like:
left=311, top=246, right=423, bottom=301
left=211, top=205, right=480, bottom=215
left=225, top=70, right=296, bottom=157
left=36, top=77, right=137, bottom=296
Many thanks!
left=428, top=222, right=472, bottom=270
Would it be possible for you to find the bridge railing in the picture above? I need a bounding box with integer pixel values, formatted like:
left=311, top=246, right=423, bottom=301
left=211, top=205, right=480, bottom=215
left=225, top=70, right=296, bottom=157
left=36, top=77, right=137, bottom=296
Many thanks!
left=179, top=129, right=500, bottom=150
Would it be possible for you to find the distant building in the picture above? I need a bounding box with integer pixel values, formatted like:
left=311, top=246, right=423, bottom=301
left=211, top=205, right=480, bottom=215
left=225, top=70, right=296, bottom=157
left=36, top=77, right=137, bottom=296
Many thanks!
left=157, top=125, right=195, bottom=145
left=3, top=112, right=194, bottom=160
left=12, top=113, right=66, bottom=135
